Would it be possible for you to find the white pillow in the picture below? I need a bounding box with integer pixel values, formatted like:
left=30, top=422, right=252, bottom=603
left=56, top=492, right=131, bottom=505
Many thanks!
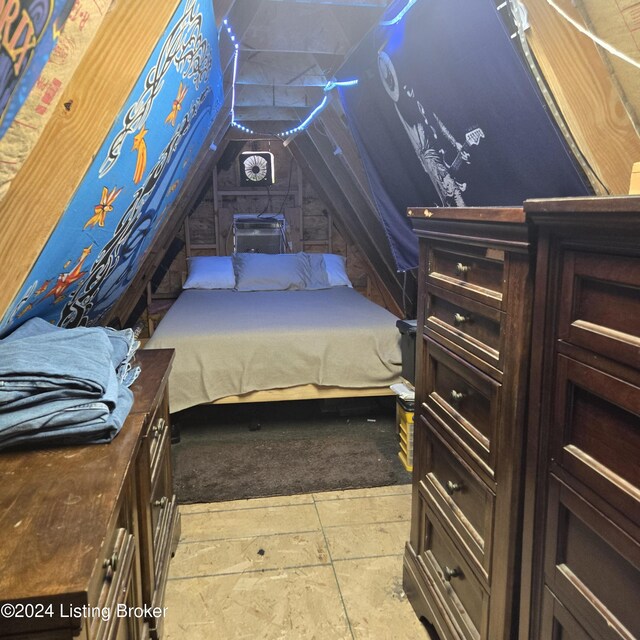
left=304, top=253, right=331, bottom=290
left=322, top=253, right=352, bottom=287
left=183, top=256, right=236, bottom=290
left=234, top=252, right=310, bottom=291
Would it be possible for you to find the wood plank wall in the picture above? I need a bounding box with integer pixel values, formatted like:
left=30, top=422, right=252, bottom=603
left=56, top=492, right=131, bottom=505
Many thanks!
left=523, top=0, right=640, bottom=194
left=141, top=138, right=402, bottom=336
left=0, top=0, right=182, bottom=322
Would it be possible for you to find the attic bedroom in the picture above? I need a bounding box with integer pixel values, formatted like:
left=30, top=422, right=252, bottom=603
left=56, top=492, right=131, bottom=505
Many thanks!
left=0, top=1, right=638, bottom=639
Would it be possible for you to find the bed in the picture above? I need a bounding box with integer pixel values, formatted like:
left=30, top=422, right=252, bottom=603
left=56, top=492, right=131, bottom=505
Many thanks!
left=144, top=253, right=402, bottom=413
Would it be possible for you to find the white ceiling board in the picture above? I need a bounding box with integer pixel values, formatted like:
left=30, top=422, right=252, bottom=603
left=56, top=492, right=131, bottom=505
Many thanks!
left=213, top=0, right=390, bottom=130
left=235, top=84, right=325, bottom=107
left=235, top=52, right=330, bottom=86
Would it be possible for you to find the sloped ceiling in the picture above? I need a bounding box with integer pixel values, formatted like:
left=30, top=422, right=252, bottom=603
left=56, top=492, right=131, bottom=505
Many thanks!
left=576, top=0, right=640, bottom=134
left=114, top=0, right=640, bottom=328
left=0, top=0, right=225, bottom=334
left=1, top=0, right=639, bottom=334
left=219, top=0, right=388, bottom=130
left=106, top=0, right=410, bottom=327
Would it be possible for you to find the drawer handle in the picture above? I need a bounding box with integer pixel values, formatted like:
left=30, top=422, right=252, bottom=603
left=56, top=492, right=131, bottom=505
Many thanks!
left=444, top=566, right=462, bottom=582
left=445, top=480, right=464, bottom=496
left=154, top=496, right=168, bottom=509
left=455, top=263, right=471, bottom=275
left=152, top=418, right=166, bottom=438
left=453, top=313, right=471, bottom=326
left=449, top=390, right=465, bottom=405
left=103, top=552, right=119, bottom=579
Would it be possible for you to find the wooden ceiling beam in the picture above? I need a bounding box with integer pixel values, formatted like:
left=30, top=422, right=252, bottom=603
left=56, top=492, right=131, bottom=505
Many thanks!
left=317, top=101, right=378, bottom=212
left=300, top=125, right=400, bottom=276
left=235, top=52, right=333, bottom=87
left=288, top=130, right=414, bottom=315
left=234, top=106, right=310, bottom=121
left=241, top=3, right=355, bottom=55
left=235, top=84, right=325, bottom=108
left=226, top=121, right=303, bottom=137
left=213, top=0, right=236, bottom=26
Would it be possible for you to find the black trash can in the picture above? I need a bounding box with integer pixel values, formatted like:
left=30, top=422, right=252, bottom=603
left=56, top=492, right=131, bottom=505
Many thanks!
left=396, top=318, right=417, bottom=386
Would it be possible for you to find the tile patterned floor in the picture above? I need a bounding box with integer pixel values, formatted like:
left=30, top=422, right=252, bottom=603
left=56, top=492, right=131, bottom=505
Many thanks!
left=163, top=484, right=431, bottom=639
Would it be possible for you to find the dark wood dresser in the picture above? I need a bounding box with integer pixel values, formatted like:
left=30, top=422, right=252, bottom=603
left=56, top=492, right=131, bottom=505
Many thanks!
left=404, top=207, right=535, bottom=639
left=519, top=197, right=640, bottom=640
left=0, top=348, right=179, bottom=640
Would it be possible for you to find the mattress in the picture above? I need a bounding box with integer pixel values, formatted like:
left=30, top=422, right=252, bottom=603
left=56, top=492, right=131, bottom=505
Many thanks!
left=145, top=287, right=402, bottom=412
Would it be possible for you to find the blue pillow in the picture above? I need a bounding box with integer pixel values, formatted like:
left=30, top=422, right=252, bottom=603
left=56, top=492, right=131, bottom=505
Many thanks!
left=183, top=256, right=236, bottom=290
left=322, top=253, right=352, bottom=287
left=234, top=253, right=310, bottom=291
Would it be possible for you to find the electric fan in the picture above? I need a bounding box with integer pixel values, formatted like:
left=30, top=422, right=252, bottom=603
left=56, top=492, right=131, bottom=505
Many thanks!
left=239, top=151, right=275, bottom=186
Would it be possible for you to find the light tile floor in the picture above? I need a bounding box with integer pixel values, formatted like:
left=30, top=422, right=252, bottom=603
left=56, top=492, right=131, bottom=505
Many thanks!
left=163, top=484, right=432, bottom=639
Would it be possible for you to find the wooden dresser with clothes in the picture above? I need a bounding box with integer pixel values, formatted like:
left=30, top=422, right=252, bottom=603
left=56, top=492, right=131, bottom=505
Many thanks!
left=0, top=348, right=178, bottom=640
left=519, top=196, right=639, bottom=640
left=403, top=207, right=535, bottom=639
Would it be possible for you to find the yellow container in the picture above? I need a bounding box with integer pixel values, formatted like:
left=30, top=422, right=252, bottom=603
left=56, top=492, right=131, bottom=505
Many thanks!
left=396, top=402, right=414, bottom=431
left=396, top=398, right=414, bottom=473
left=398, top=450, right=413, bottom=473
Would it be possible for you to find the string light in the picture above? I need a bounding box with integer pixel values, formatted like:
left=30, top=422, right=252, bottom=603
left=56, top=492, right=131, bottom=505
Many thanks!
left=222, top=20, right=358, bottom=137
left=379, top=0, right=417, bottom=27
left=323, top=79, right=359, bottom=92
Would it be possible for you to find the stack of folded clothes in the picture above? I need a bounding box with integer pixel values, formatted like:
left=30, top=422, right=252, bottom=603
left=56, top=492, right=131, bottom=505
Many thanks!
left=0, top=318, right=141, bottom=451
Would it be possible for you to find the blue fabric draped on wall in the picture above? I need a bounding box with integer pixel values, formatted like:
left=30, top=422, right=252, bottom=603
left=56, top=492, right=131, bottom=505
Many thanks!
left=338, top=0, right=591, bottom=272
left=0, top=0, right=223, bottom=337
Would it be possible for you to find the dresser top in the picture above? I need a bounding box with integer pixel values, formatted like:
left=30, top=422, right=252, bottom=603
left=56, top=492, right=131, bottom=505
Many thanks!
left=524, top=194, right=640, bottom=214
left=407, top=206, right=525, bottom=223
left=0, top=413, right=146, bottom=602
left=131, top=348, right=174, bottom=417
left=407, top=206, right=532, bottom=252
left=0, top=348, right=173, bottom=603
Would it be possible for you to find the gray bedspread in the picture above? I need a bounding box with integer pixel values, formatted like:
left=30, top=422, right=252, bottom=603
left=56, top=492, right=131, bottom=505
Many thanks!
left=145, top=288, right=402, bottom=412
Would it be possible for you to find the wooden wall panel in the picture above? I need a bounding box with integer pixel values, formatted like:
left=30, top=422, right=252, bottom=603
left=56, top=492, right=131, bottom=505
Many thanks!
left=0, top=0, right=115, bottom=203
left=140, top=135, right=401, bottom=335
left=0, top=0, right=182, bottom=322
left=523, top=0, right=640, bottom=194
left=577, top=0, right=640, bottom=132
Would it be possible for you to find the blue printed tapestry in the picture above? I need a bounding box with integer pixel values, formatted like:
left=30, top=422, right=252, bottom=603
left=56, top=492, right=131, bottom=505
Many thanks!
left=0, top=0, right=224, bottom=336
left=338, top=0, right=591, bottom=271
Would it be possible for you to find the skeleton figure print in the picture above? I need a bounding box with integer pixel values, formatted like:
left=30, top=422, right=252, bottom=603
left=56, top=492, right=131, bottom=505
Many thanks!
left=378, top=50, right=484, bottom=207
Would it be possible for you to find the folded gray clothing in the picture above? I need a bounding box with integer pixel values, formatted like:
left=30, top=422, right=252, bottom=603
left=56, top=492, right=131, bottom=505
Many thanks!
left=0, top=384, right=133, bottom=450
left=0, top=385, right=108, bottom=413
left=0, top=317, right=136, bottom=450
left=3, top=318, right=140, bottom=378
left=0, top=328, right=114, bottom=410
left=0, top=365, right=120, bottom=437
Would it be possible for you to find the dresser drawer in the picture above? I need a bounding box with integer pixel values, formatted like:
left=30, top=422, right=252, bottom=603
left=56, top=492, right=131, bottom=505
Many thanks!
left=540, top=587, right=598, bottom=640
left=421, top=422, right=495, bottom=582
left=558, top=251, right=640, bottom=369
left=427, top=242, right=506, bottom=310
left=151, top=455, right=175, bottom=554
left=417, top=493, right=490, bottom=640
left=423, top=337, right=500, bottom=482
left=151, top=490, right=178, bottom=640
left=544, top=477, right=640, bottom=640
left=89, top=527, right=136, bottom=640
left=552, top=355, right=639, bottom=525
left=426, top=284, right=504, bottom=375
left=148, top=404, right=170, bottom=487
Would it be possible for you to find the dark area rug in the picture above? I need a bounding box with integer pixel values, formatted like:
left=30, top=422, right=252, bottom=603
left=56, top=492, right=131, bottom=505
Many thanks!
left=171, top=396, right=411, bottom=504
